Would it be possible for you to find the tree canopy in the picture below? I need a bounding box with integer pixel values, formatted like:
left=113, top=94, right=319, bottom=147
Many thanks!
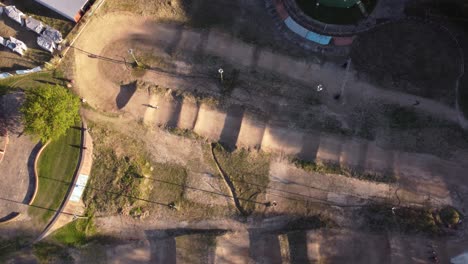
left=21, top=85, right=80, bottom=143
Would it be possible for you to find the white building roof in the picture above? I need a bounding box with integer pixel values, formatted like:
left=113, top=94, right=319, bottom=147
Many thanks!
left=0, top=73, right=13, bottom=79
left=4, top=6, right=25, bottom=25
left=25, top=16, right=45, bottom=34
left=0, top=36, right=6, bottom=47
left=7, top=37, right=28, bottom=56
left=37, top=35, right=56, bottom=53
left=34, top=0, right=89, bottom=21
left=42, top=26, right=63, bottom=43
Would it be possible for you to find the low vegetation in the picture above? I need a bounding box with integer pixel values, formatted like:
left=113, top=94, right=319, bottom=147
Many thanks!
left=29, top=124, right=81, bottom=225
left=0, top=237, right=33, bottom=262
left=212, top=143, right=270, bottom=214
left=175, top=233, right=218, bottom=264
left=362, top=204, right=462, bottom=235
left=51, top=216, right=96, bottom=247
left=440, top=206, right=462, bottom=227
left=33, top=242, right=73, bottom=263
left=0, top=71, right=67, bottom=95
left=351, top=20, right=460, bottom=105
left=167, top=127, right=202, bottom=140
left=292, top=158, right=397, bottom=183
left=83, top=147, right=147, bottom=214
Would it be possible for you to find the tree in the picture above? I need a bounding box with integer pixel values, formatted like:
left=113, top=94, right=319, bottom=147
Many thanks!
left=440, top=207, right=461, bottom=227
left=21, top=85, right=80, bottom=143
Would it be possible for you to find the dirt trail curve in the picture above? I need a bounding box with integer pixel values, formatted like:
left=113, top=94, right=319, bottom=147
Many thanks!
left=73, top=13, right=468, bottom=209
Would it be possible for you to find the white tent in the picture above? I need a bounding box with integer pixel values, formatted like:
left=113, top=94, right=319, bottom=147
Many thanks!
left=0, top=36, right=7, bottom=47
left=7, top=37, right=28, bottom=56
left=452, top=252, right=468, bottom=264
left=0, top=73, right=13, bottom=79
left=25, top=16, right=45, bottom=34
left=42, top=26, right=63, bottom=44
left=4, top=6, right=25, bottom=26
left=37, top=35, right=56, bottom=53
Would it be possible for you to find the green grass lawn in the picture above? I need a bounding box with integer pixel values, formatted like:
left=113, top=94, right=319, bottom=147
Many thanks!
left=51, top=216, right=95, bottom=247
left=0, top=71, right=69, bottom=95
left=28, top=124, right=81, bottom=226
left=296, top=0, right=376, bottom=25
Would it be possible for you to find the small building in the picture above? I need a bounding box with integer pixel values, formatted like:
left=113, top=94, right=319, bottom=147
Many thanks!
left=34, top=0, right=91, bottom=22
left=42, top=26, right=63, bottom=44
left=25, top=16, right=45, bottom=34
left=0, top=73, right=13, bottom=79
left=37, top=35, right=56, bottom=53
left=4, top=6, right=25, bottom=26
left=0, top=36, right=7, bottom=47
left=6, top=37, right=28, bottom=56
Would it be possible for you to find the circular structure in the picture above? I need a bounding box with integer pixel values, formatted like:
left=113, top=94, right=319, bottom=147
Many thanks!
left=296, top=0, right=377, bottom=25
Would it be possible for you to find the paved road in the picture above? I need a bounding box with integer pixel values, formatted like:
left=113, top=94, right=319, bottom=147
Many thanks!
left=0, top=93, right=37, bottom=221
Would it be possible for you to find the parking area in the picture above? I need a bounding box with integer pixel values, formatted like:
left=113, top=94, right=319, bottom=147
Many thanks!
left=0, top=14, right=44, bottom=72
left=0, top=0, right=76, bottom=72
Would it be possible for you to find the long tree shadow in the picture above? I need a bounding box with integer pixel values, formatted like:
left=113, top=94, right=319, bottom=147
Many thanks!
left=248, top=229, right=282, bottom=264
left=287, top=231, right=309, bottom=264
left=145, top=229, right=226, bottom=264
left=219, top=104, right=244, bottom=150
left=116, top=81, right=137, bottom=109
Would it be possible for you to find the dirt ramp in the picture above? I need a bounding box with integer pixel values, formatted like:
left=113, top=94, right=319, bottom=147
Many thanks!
left=248, top=231, right=283, bottom=264
left=193, top=104, right=227, bottom=141
left=150, top=94, right=182, bottom=128
left=307, top=229, right=390, bottom=264
left=261, top=125, right=304, bottom=155
left=215, top=232, right=251, bottom=264
left=177, top=98, right=199, bottom=130
left=236, top=114, right=267, bottom=149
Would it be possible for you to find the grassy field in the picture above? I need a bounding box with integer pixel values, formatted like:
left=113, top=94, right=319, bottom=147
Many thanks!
left=361, top=204, right=455, bottom=235
left=83, top=146, right=147, bottom=214
left=296, top=0, right=376, bottom=24
left=51, top=216, right=96, bottom=247
left=292, top=158, right=396, bottom=183
left=351, top=21, right=459, bottom=106
left=213, top=143, right=270, bottom=215
left=28, top=124, right=81, bottom=225
left=0, top=71, right=69, bottom=95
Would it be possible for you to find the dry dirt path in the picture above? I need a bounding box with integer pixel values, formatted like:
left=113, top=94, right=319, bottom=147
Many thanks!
left=72, top=13, right=468, bottom=210
left=73, top=14, right=460, bottom=124
left=91, top=214, right=468, bottom=264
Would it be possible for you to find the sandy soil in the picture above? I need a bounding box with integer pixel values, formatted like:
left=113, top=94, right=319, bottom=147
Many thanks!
left=68, top=10, right=468, bottom=264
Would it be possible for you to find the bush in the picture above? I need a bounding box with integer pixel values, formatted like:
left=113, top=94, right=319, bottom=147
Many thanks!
left=292, top=158, right=396, bottom=183
left=440, top=206, right=461, bottom=226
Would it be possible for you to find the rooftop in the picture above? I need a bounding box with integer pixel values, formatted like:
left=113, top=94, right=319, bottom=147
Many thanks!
left=25, top=16, right=45, bottom=34
left=34, top=0, right=89, bottom=21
